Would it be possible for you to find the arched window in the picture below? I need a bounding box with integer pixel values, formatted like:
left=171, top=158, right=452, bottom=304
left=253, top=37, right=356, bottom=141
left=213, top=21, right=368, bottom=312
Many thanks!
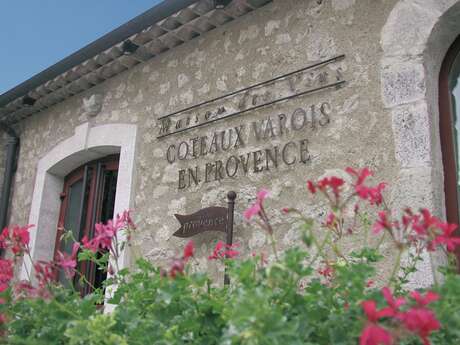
left=440, top=35, right=460, bottom=259
left=54, top=155, right=119, bottom=295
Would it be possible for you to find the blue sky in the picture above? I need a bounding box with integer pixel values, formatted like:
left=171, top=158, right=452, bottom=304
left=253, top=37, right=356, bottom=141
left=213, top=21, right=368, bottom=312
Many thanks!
left=0, top=0, right=163, bottom=95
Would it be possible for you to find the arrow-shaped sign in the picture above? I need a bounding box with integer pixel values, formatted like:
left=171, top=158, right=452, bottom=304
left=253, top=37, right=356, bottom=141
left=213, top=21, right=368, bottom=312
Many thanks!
left=173, top=207, right=228, bottom=238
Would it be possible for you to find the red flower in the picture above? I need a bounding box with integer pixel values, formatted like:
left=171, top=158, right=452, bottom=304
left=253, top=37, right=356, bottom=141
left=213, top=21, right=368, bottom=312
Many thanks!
left=208, top=241, right=239, bottom=260
left=373, top=211, right=393, bottom=234
left=56, top=242, right=80, bottom=278
left=325, top=212, right=336, bottom=227
left=400, top=308, right=440, bottom=345
left=412, top=209, right=439, bottom=236
left=208, top=241, right=224, bottom=260
left=81, top=235, right=98, bottom=253
left=362, top=300, right=394, bottom=322
left=381, top=287, right=405, bottom=312
left=346, top=167, right=372, bottom=185
left=318, top=265, right=333, bottom=278
left=115, top=210, right=136, bottom=230
left=0, top=259, right=14, bottom=292
left=82, top=222, right=115, bottom=252
left=433, top=222, right=460, bottom=252
left=81, top=210, right=135, bottom=254
left=346, top=167, right=386, bottom=206
left=0, top=228, right=9, bottom=249
left=169, top=259, right=185, bottom=278
left=410, top=291, right=439, bottom=307
left=360, top=324, right=393, bottom=345
left=33, top=261, right=55, bottom=288
left=244, top=189, right=269, bottom=220
left=14, top=280, right=39, bottom=299
left=360, top=300, right=394, bottom=345
left=257, top=189, right=269, bottom=201
left=243, top=202, right=261, bottom=220
left=0, top=225, right=34, bottom=255
left=317, top=176, right=345, bottom=199
left=281, top=207, right=291, bottom=214
left=183, top=240, right=194, bottom=261
left=307, top=180, right=316, bottom=194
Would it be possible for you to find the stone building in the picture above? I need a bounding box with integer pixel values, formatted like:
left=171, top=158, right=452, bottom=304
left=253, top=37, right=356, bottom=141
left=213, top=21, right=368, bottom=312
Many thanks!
left=0, top=0, right=460, bottom=288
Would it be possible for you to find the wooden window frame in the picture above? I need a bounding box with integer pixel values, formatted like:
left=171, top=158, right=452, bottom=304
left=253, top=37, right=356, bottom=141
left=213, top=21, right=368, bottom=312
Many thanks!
left=54, top=155, right=119, bottom=294
left=439, top=35, right=460, bottom=266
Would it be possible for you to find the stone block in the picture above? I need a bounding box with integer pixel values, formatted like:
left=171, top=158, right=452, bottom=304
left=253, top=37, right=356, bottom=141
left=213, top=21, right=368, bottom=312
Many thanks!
left=391, top=166, right=435, bottom=212
left=381, top=0, right=442, bottom=57
left=391, top=101, right=432, bottom=167
left=381, top=61, right=426, bottom=108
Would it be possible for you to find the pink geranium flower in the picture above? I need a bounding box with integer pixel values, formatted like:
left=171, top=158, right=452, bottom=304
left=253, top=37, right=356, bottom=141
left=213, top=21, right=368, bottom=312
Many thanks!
left=81, top=235, right=98, bottom=253
left=208, top=241, right=239, bottom=260
left=0, top=259, right=14, bottom=292
left=243, top=189, right=269, bottom=220
left=373, top=211, right=393, bottom=234
left=183, top=240, right=194, bottom=261
left=433, top=222, right=460, bottom=252
left=360, top=300, right=394, bottom=345
left=346, top=167, right=386, bottom=206
left=307, top=180, right=316, bottom=194
left=169, top=259, right=185, bottom=278
left=115, top=210, right=136, bottom=230
left=0, top=224, right=34, bottom=255
left=82, top=210, right=136, bottom=254
left=317, top=176, right=345, bottom=199
left=381, top=287, right=405, bottom=312
left=56, top=242, right=80, bottom=278
left=243, top=202, right=261, bottom=220
left=360, top=324, right=393, bottom=345
left=33, top=261, right=55, bottom=289
left=362, top=300, right=395, bottom=322
left=410, top=291, right=439, bottom=307
left=412, top=209, right=439, bottom=237
left=325, top=212, right=336, bottom=227
left=400, top=308, right=440, bottom=345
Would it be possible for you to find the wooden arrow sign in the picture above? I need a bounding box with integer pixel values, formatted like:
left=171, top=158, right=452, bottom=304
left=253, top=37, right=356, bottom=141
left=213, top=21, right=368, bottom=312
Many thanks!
left=173, top=207, right=228, bottom=238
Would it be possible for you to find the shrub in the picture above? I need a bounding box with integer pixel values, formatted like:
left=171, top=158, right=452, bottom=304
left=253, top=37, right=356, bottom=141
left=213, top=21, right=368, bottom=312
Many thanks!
left=1, top=167, right=460, bottom=345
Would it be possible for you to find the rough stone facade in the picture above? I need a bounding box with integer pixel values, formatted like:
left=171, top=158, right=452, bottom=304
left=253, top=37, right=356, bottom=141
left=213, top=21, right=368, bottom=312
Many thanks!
left=0, top=132, right=6, bottom=199
left=5, top=0, right=460, bottom=285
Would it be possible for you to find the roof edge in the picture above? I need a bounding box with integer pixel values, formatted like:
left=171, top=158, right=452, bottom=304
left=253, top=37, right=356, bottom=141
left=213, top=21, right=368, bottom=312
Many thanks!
left=0, top=0, right=199, bottom=107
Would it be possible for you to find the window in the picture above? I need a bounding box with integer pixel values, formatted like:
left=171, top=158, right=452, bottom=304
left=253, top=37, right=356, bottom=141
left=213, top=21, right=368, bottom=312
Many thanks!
left=54, top=155, right=119, bottom=295
left=439, top=35, right=460, bottom=262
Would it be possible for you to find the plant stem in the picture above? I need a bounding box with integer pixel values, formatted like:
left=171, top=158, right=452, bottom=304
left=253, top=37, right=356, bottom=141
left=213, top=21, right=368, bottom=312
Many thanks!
left=375, top=232, right=386, bottom=251
left=308, top=231, right=331, bottom=266
left=51, top=299, right=81, bottom=319
left=389, top=247, right=403, bottom=286
left=269, top=233, right=279, bottom=260
left=428, top=251, right=439, bottom=286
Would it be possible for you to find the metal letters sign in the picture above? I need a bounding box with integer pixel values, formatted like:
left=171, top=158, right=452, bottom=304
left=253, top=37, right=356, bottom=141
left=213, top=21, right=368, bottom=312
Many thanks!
left=173, top=207, right=228, bottom=238
left=157, top=55, right=345, bottom=139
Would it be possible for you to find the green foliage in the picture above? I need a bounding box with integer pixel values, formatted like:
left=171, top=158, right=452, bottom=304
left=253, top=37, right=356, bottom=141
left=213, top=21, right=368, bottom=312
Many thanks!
left=2, top=248, right=460, bottom=345
left=2, top=288, right=99, bottom=345
left=3, top=168, right=460, bottom=344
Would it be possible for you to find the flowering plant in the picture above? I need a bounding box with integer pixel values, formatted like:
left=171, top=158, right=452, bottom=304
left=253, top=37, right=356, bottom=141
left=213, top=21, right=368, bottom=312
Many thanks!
left=0, top=168, right=460, bottom=345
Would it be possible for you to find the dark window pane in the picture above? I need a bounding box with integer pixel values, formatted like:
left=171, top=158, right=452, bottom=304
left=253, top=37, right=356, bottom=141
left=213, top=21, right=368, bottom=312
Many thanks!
left=101, top=170, right=118, bottom=223
left=93, top=170, right=118, bottom=290
left=60, top=179, right=84, bottom=286
left=63, top=179, right=83, bottom=252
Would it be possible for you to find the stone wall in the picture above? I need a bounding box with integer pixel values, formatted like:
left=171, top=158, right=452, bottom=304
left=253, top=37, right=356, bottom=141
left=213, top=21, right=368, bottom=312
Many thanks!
left=9, top=0, right=455, bottom=284
left=0, top=132, right=6, bottom=200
